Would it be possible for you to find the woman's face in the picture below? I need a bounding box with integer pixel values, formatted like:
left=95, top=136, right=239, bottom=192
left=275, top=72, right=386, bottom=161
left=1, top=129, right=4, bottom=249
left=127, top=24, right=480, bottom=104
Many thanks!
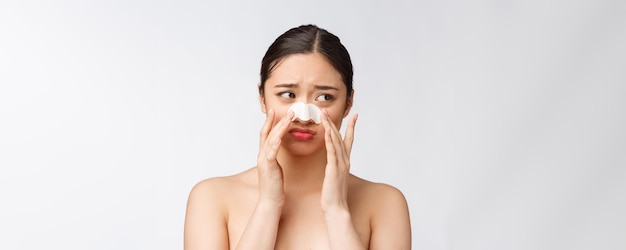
left=260, top=53, right=352, bottom=156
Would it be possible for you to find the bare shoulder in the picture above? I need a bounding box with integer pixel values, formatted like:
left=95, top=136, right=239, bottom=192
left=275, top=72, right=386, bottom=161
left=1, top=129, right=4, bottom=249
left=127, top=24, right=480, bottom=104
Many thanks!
left=186, top=167, right=258, bottom=218
left=348, top=174, right=409, bottom=208
left=348, top=175, right=412, bottom=249
left=189, top=167, right=257, bottom=197
left=184, top=168, right=257, bottom=249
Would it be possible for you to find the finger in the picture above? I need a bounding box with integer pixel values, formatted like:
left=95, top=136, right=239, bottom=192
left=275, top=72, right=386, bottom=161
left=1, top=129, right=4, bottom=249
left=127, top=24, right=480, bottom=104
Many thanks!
left=259, top=109, right=275, bottom=149
left=322, top=109, right=346, bottom=153
left=258, top=109, right=275, bottom=160
left=321, top=109, right=344, bottom=147
left=322, top=109, right=340, bottom=134
left=323, top=110, right=348, bottom=169
left=264, top=110, right=294, bottom=156
left=266, top=137, right=281, bottom=162
left=324, top=128, right=337, bottom=170
left=343, top=113, right=358, bottom=157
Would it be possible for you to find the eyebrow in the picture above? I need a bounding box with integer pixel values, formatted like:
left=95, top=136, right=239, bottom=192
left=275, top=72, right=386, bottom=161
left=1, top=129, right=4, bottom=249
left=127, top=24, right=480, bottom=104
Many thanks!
left=315, top=85, right=340, bottom=91
left=274, top=83, right=298, bottom=88
left=274, top=83, right=339, bottom=91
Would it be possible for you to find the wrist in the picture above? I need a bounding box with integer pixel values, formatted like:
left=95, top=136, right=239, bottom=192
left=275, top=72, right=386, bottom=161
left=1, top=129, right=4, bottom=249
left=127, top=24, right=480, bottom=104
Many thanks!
left=256, top=199, right=284, bottom=213
left=321, top=201, right=350, bottom=214
left=323, top=205, right=351, bottom=220
left=323, top=207, right=366, bottom=249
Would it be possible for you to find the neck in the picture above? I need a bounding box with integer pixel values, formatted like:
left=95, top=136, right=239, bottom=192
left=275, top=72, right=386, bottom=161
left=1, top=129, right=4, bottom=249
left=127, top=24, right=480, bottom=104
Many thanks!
left=276, top=147, right=327, bottom=195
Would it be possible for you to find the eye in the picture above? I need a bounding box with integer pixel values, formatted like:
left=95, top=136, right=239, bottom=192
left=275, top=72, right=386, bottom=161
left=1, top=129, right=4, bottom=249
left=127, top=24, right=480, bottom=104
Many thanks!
left=315, top=94, right=334, bottom=102
left=279, top=92, right=296, bottom=99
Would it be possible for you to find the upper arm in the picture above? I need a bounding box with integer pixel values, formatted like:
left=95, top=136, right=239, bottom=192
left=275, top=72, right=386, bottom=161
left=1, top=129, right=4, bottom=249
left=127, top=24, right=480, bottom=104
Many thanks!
left=184, top=179, right=230, bottom=250
left=369, top=184, right=412, bottom=250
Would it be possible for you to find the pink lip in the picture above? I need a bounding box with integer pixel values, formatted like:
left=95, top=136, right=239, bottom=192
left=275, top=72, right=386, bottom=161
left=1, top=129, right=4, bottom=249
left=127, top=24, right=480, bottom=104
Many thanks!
left=289, top=128, right=317, bottom=134
left=288, top=128, right=316, bottom=141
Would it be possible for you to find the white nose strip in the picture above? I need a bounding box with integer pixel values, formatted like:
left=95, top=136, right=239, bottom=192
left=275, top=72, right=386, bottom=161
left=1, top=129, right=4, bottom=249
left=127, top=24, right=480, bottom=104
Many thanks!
left=288, top=102, right=321, bottom=124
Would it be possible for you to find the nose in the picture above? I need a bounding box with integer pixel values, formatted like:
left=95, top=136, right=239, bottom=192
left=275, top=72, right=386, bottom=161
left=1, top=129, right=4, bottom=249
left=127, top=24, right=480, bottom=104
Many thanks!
left=293, top=117, right=316, bottom=124
left=295, top=93, right=313, bottom=102
left=288, top=102, right=322, bottom=124
left=293, top=107, right=317, bottom=124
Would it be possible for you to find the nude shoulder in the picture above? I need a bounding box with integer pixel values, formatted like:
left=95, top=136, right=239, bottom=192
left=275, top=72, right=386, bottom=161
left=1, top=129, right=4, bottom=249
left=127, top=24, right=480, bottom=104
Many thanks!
left=349, top=175, right=406, bottom=197
left=185, top=169, right=257, bottom=249
left=348, top=175, right=409, bottom=213
left=348, top=175, right=411, bottom=248
left=189, top=167, right=257, bottom=196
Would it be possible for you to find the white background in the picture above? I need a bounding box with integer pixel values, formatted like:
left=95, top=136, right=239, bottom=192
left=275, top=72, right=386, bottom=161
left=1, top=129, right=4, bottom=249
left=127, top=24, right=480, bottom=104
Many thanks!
left=1, top=0, right=625, bottom=249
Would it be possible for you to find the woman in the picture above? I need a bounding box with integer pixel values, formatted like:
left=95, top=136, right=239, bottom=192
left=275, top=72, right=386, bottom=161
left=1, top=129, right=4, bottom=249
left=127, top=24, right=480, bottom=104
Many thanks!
left=184, top=24, right=411, bottom=249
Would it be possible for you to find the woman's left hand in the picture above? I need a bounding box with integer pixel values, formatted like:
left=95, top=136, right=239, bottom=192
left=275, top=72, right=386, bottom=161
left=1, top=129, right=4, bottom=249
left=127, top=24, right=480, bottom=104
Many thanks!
left=320, top=109, right=358, bottom=213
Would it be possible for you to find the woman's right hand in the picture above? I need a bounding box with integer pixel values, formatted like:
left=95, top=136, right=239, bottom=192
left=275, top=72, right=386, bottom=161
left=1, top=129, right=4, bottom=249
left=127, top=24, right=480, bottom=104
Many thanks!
left=256, top=109, right=293, bottom=207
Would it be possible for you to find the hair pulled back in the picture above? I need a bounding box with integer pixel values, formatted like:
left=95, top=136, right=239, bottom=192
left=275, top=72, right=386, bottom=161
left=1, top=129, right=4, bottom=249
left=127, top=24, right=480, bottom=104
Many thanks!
left=259, top=24, right=353, bottom=100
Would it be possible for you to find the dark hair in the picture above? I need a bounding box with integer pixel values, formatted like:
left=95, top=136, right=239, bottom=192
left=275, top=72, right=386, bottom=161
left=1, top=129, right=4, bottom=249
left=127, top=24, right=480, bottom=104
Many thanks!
left=259, top=24, right=353, bottom=101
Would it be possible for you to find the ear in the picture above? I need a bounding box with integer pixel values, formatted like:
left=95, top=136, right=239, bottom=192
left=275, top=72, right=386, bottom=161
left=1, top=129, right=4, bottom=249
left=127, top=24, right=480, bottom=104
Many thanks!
left=258, top=83, right=267, bottom=113
left=343, top=89, right=354, bottom=118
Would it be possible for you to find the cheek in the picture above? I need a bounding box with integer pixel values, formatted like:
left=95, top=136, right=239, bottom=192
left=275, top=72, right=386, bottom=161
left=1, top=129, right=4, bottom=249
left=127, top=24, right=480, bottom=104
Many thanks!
left=333, top=117, right=343, bottom=128
left=272, top=108, right=295, bottom=128
left=327, top=110, right=345, bottom=127
left=275, top=109, right=289, bottom=121
left=265, top=101, right=290, bottom=120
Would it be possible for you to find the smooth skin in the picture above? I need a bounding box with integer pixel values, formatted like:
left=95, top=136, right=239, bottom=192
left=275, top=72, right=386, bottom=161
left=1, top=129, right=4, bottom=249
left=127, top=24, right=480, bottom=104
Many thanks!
left=184, top=53, right=411, bottom=249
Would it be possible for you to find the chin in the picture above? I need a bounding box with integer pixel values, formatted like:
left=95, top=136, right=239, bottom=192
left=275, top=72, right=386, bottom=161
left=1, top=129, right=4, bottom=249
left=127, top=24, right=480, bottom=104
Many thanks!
left=281, top=140, right=325, bottom=157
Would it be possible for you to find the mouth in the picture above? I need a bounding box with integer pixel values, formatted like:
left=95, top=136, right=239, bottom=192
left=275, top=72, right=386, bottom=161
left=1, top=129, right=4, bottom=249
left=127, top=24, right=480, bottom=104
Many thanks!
left=288, top=127, right=316, bottom=141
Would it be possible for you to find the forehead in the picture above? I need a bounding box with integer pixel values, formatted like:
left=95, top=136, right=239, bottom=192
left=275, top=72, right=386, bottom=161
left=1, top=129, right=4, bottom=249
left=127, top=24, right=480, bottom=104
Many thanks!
left=266, top=53, right=345, bottom=91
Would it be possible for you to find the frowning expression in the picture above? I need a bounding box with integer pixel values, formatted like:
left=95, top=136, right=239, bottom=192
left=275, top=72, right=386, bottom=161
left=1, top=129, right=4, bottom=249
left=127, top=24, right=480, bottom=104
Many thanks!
left=260, top=53, right=353, bottom=154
